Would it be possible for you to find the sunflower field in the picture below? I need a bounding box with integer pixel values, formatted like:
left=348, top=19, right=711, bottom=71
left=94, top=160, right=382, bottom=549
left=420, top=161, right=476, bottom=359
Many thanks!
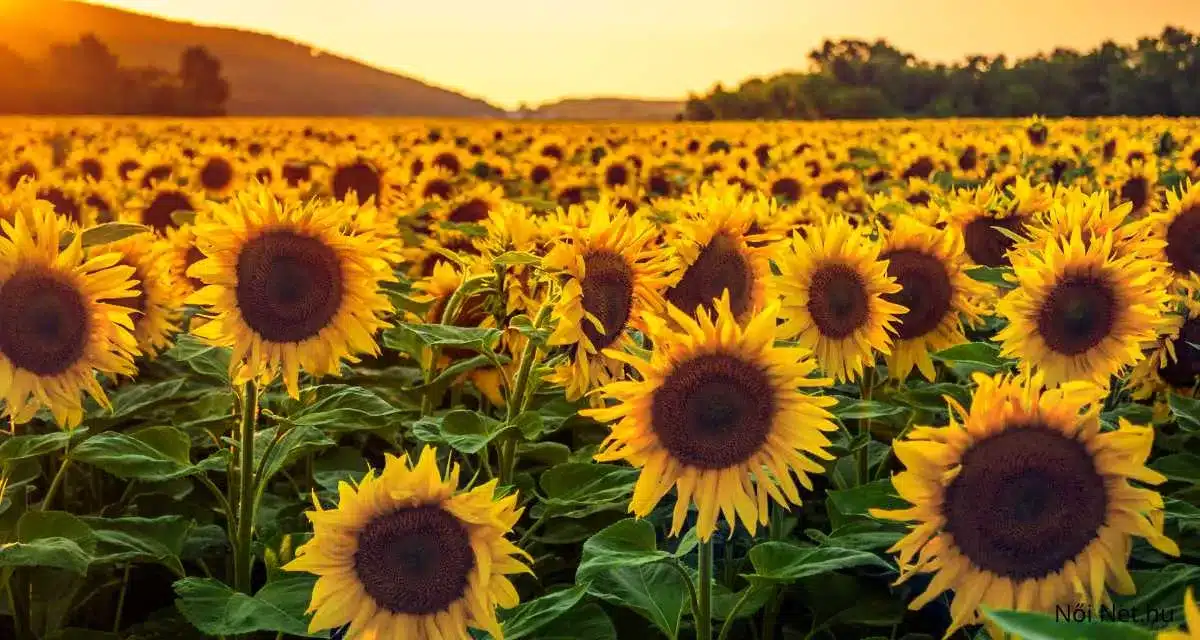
left=0, top=116, right=1198, bottom=640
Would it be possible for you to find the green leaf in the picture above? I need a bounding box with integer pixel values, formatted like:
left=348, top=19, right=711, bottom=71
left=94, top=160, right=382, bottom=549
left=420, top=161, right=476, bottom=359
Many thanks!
left=500, top=585, right=588, bottom=640
left=0, top=537, right=92, bottom=574
left=890, top=382, right=971, bottom=413
left=173, top=576, right=320, bottom=637
left=280, top=385, right=400, bottom=432
left=745, top=541, right=891, bottom=584
left=412, top=410, right=507, bottom=454
left=255, top=426, right=336, bottom=490
left=828, top=479, right=907, bottom=518
left=101, top=379, right=189, bottom=420
left=0, top=429, right=83, bottom=463
left=1114, top=564, right=1200, bottom=626
left=934, top=341, right=1011, bottom=373
left=982, top=608, right=1155, bottom=639
left=312, top=447, right=369, bottom=491
left=588, top=561, right=689, bottom=639
left=832, top=399, right=908, bottom=420
left=539, top=463, right=639, bottom=518
left=965, top=266, right=1016, bottom=289
left=513, top=411, right=546, bottom=439
left=711, top=583, right=772, bottom=621
left=1167, top=393, right=1200, bottom=431
left=81, top=515, right=191, bottom=575
left=72, top=426, right=223, bottom=481
left=0, top=511, right=97, bottom=575
left=163, top=335, right=231, bottom=383
left=63, top=223, right=151, bottom=249
left=493, top=251, right=543, bottom=267
left=383, top=322, right=502, bottom=360
left=530, top=602, right=617, bottom=640
left=576, top=519, right=671, bottom=584
left=1151, top=453, right=1200, bottom=484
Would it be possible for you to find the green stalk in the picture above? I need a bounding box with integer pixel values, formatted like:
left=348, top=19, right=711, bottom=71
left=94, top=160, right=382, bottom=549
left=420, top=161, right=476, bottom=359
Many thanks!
left=234, top=380, right=259, bottom=595
left=696, top=539, right=714, bottom=640
left=40, top=455, right=71, bottom=511
left=496, top=301, right=553, bottom=486
left=718, top=586, right=755, bottom=640
left=112, top=564, right=131, bottom=633
left=857, top=366, right=876, bottom=486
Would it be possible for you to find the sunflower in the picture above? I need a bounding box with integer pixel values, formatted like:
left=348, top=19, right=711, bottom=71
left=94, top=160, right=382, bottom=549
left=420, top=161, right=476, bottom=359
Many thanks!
left=582, top=294, right=837, bottom=541
left=775, top=216, right=907, bottom=382
left=0, top=204, right=140, bottom=428
left=1129, top=296, right=1200, bottom=404
left=440, top=183, right=506, bottom=225
left=92, top=233, right=185, bottom=358
left=543, top=204, right=673, bottom=401
left=1134, top=181, right=1200, bottom=292
left=192, top=148, right=242, bottom=197
left=1158, top=588, right=1199, bottom=640
left=871, top=371, right=1179, bottom=638
left=996, top=229, right=1169, bottom=386
left=326, top=156, right=396, bottom=207
left=285, top=445, right=530, bottom=640
left=187, top=187, right=396, bottom=398
left=939, top=185, right=1024, bottom=267
left=125, top=185, right=200, bottom=235
left=410, top=166, right=458, bottom=202
left=1106, top=159, right=1161, bottom=215
left=1018, top=189, right=1155, bottom=259
left=662, top=186, right=774, bottom=323
left=879, top=217, right=985, bottom=380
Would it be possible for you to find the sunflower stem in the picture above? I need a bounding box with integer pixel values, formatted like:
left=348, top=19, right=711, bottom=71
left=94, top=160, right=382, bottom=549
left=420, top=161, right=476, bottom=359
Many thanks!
left=717, top=585, right=756, bottom=640
left=40, top=454, right=71, bottom=511
left=234, top=380, right=260, bottom=595
left=857, top=366, right=876, bottom=486
left=697, top=539, right=714, bottom=639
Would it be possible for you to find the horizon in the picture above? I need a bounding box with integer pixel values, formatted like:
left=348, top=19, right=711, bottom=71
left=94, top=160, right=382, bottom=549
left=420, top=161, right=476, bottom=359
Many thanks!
left=68, top=0, right=1200, bottom=110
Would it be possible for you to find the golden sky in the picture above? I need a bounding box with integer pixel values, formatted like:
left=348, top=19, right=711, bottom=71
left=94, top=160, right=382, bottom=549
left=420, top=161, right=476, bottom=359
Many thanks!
left=90, top=0, right=1200, bottom=109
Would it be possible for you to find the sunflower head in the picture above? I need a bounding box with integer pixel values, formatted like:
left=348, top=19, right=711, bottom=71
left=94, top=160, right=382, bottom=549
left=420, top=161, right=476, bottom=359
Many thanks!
left=879, top=217, right=986, bottom=380
left=285, top=445, right=530, bottom=640
left=0, top=203, right=140, bottom=427
left=997, top=229, right=1170, bottom=386
left=662, top=186, right=774, bottom=323
left=542, top=204, right=673, bottom=401
left=1140, top=181, right=1200, bottom=291
left=582, top=294, right=837, bottom=541
left=775, top=216, right=907, bottom=382
left=872, top=371, right=1178, bottom=637
left=90, top=232, right=185, bottom=358
left=187, top=186, right=396, bottom=397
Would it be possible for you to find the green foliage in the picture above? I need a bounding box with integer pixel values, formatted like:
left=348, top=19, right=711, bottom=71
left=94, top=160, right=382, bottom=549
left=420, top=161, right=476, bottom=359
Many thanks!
left=683, top=28, right=1200, bottom=120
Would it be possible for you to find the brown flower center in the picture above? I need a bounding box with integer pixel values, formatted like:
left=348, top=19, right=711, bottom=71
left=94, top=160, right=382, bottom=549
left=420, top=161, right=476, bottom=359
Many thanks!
left=0, top=268, right=90, bottom=375
left=354, top=505, right=474, bottom=615
left=650, top=353, right=776, bottom=469
left=235, top=230, right=343, bottom=343
left=943, top=425, right=1106, bottom=580
left=807, top=263, right=870, bottom=339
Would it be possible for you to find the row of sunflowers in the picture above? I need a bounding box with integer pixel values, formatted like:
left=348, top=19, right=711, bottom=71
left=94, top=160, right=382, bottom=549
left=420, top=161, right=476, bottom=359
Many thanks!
left=0, top=116, right=1197, bottom=640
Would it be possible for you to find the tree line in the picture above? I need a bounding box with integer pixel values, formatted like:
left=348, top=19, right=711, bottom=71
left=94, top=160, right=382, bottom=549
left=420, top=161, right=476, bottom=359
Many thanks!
left=0, top=34, right=230, bottom=116
left=682, top=27, right=1200, bottom=120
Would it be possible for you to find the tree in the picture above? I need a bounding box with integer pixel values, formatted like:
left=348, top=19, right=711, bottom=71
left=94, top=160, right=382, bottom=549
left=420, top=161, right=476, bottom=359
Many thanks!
left=178, top=46, right=230, bottom=116
left=682, top=27, right=1200, bottom=121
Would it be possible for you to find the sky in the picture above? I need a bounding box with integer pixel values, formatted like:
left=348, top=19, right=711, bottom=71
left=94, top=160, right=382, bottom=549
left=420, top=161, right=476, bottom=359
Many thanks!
left=89, top=0, right=1200, bottom=109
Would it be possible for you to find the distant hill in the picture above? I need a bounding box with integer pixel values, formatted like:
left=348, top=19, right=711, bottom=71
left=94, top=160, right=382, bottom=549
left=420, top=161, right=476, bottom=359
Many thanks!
left=526, top=98, right=684, bottom=121
left=0, top=0, right=505, bottom=117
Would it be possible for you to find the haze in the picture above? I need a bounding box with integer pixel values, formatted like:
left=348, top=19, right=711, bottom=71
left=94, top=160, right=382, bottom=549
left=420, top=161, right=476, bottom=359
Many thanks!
left=87, top=0, right=1200, bottom=110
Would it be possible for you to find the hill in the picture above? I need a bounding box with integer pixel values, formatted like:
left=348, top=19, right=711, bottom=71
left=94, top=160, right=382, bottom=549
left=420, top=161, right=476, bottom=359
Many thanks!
left=0, top=0, right=505, bottom=117
left=527, top=98, right=684, bottom=120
